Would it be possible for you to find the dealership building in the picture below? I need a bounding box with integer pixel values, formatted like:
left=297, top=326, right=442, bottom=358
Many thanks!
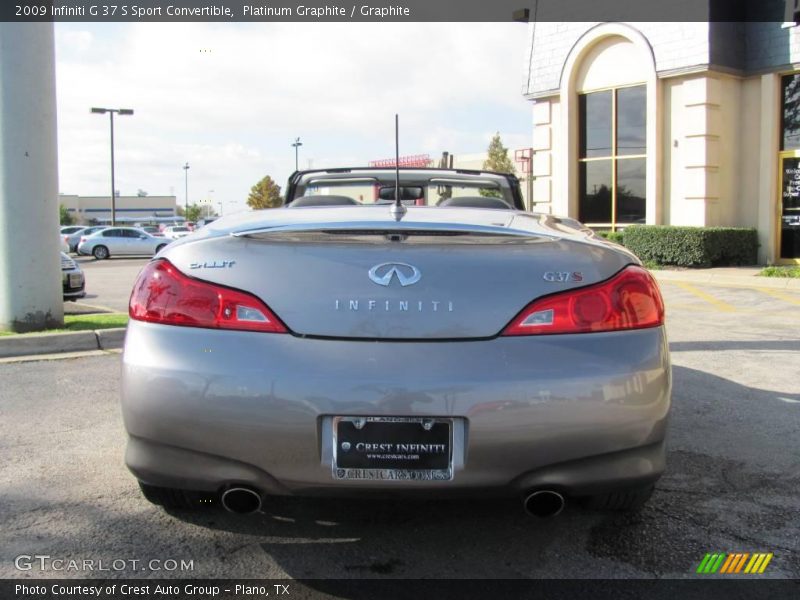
left=522, top=6, right=800, bottom=264
left=59, top=193, right=178, bottom=224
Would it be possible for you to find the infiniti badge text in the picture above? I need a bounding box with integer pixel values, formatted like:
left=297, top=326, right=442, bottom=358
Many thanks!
left=335, top=299, right=454, bottom=312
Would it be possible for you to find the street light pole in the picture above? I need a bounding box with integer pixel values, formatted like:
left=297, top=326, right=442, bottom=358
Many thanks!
left=91, top=107, right=133, bottom=226
left=110, top=111, right=115, bottom=225
left=291, top=137, right=302, bottom=171
left=183, top=162, right=190, bottom=218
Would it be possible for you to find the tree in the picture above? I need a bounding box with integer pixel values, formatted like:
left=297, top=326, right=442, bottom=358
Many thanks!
left=483, top=132, right=515, bottom=173
left=481, top=133, right=516, bottom=197
left=247, top=175, right=282, bottom=209
left=59, top=204, right=74, bottom=225
left=184, top=203, right=203, bottom=223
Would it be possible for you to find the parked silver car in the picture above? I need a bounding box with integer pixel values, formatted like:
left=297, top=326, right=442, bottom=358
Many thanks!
left=61, top=252, right=85, bottom=300
left=122, top=168, right=670, bottom=517
left=64, top=225, right=109, bottom=253
left=78, top=226, right=170, bottom=259
left=60, top=226, right=86, bottom=252
left=162, top=225, right=192, bottom=240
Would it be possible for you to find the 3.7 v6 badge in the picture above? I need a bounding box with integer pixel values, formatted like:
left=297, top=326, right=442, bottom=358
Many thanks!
left=543, top=271, right=583, bottom=282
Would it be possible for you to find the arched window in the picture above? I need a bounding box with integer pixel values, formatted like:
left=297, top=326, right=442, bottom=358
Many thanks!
left=559, top=27, right=657, bottom=231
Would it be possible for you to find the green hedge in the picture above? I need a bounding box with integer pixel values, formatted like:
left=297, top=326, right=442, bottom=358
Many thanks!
left=621, top=226, right=758, bottom=268
left=597, top=231, right=624, bottom=245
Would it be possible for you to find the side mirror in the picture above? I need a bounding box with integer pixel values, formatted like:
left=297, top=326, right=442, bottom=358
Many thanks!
left=139, top=234, right=147, bottom=239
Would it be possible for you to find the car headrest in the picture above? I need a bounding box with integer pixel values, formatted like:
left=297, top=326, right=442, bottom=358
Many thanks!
left=378, top=186, right=424, bottom=201
left=290, top=195, right=359, bottom=207
left=437, top=196, right=513, bottom=209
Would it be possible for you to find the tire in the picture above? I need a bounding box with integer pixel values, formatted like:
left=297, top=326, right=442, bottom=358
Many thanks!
left=92, top=245, right=109, bottom=260
left=155, top=244, right=167, bottom=254
left=138, top=482, right=206, bottom=510
left=581, top=484, right=655, bottom=511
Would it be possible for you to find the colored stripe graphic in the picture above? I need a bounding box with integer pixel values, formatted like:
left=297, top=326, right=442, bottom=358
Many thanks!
left=706, top=553, right=725, bottom=573
left=758, top=554, right=773, bottom=573
left=734, top=553, right=750, bottom=573
left=719, top=554, right=736, bottom=574
left=696, top=554, right=713, bottom=574
left=698, top=552, right=773, bottom=575
left=745, top=554, right=760, bottom=573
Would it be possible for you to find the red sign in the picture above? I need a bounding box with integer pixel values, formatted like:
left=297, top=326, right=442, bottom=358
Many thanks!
left=514, top=148, right=533, bottom=174
left=369, top=154, right=432, bottom=168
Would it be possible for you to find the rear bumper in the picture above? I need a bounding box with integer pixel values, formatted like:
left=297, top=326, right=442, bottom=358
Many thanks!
left=122, top=321, right=671, bottom=497
left=62, top=270, right=85, bottom=299
left=126, top=435, right=665, bottom=498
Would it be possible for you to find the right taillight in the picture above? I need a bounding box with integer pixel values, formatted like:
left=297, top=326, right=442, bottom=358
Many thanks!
left=129, top=259, right=287, bottom=333
left=501, top=265, right=664, bottom=336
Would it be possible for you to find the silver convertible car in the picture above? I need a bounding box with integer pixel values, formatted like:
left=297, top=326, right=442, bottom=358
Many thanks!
left=122, top=168, right=670, bottom=517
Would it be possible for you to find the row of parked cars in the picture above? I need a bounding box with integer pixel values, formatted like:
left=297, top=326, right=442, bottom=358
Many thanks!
left=60, top=224, right=195, bottom=257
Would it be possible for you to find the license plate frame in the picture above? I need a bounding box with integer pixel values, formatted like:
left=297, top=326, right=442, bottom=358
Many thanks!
left=332, top=416, right=453, bottom=481
left=68, top=273, right=82, bottom=288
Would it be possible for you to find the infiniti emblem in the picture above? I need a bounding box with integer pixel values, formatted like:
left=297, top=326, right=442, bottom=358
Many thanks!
left=368, top=262, right=421, bottom=287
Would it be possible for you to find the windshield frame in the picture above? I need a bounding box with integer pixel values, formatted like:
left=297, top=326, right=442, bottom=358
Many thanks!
left=284, top=167, right=525, bottom=210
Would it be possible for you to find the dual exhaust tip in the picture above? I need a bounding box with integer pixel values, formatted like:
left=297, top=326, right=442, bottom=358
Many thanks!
left=220, top=487, right=262, bottom=514
left=220, top=486, right=564, bottom=518
left=523, top=490, right=565, bottom=518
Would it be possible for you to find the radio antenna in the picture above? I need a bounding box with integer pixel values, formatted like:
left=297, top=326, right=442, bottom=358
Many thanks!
left=390, top=114, right=406, bottom=221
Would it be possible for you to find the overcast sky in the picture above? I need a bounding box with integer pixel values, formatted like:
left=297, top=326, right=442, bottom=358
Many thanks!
left=55, top=23, right=532, bottom=214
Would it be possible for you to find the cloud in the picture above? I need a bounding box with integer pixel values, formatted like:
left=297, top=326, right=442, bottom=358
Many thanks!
left=55, top=23, right=532, bottom=213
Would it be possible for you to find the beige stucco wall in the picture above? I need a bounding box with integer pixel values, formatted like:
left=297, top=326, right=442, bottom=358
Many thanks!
left=532, top=99, right=559, bottom=215
left=662, top=71, right=778, bottom=263
left=757, top=73, right=781, bottom=265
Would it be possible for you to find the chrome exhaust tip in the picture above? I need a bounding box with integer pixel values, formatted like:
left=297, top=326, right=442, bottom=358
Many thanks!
left=523, top=490, right=565, bottom=518
left=220, top=487, right=262, bottom=514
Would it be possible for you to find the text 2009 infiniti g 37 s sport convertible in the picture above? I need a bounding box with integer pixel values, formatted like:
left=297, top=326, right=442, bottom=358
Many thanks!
left=122, top=167, right=670, bottom=517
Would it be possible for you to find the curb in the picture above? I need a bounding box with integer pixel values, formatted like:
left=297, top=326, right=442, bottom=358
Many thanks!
left=0, top=328, right=126, bottom=359
left=651, top=270, right=800, bottom=291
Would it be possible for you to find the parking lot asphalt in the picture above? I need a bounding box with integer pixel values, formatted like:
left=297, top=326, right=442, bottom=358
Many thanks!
left=5, top=275, right=800, bottom=579
left=71, top=256, right=149, bottom=313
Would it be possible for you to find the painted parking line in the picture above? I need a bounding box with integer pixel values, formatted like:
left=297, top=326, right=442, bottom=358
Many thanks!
left=758, top=288, right=800, bottom=307
left=668, top=281, right=738, bottom=312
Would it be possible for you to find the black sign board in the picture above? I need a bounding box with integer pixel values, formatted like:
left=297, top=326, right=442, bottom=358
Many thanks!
left=781, top=156, right=800, bottom=259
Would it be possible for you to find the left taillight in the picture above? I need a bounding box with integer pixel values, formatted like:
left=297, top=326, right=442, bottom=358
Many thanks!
left=501, top=265, right=664, bottom=336
left=129, top=259, right=287, bottom=333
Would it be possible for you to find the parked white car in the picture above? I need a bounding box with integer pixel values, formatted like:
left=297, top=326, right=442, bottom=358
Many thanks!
left=77, top=227, right=171, bottom=260
left=162, top=225, right=192, bottom=240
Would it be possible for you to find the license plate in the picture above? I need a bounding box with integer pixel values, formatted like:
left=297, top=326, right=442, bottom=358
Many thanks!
left=68, top=273, right=82, bottom=288
left=332, top=417, right=453, bottom=481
